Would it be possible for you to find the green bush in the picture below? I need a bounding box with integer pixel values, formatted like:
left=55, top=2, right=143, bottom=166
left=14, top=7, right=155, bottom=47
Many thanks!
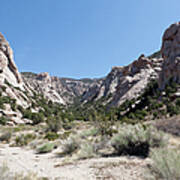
left=134, top=110, right=148, bottom=120
left=15, top=133, right=36, bottom=146
left=46, top=117, right=61, bottom=133
left=80, top=128, right=98, bottom=138
left=61, top=137, right=80, bottom=155
left=176, top=98, right=180, bottom=107
left=153, top=112, right=158, bottom=119
left=0, top=116, right=8, bottom=125
left=31, top=112, right=45, bottom=125
left=77, top=142, right=96, bottom=160
left=37, top=143, right=55, bottom=154
left=23, top=110, right=44, bottom=125
left=145, top=148, right=180, bottom=180
left=44, top=132, right=59, bottom=141
left=167, top=104, right=180, bottom=116
left=111, top=124, right=167, bottom=157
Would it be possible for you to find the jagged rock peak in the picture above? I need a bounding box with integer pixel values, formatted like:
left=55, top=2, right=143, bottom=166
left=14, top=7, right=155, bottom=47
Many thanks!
left=36, top=72, right=51, bottom=82
left=110, top=54, right=154, bottom=77
left=0, top=32, right=22, bottom=85
left=82, top=54, right=162, bottom=106
left=160, top=22, right=180, bottom=88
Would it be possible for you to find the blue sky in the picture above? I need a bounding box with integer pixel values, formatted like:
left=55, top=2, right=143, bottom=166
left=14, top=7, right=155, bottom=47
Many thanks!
left=0, top=0, right=180, bottom=79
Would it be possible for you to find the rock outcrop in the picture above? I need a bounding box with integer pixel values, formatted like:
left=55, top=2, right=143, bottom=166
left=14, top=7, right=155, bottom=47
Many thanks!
left=3, top=22, right=180, bottom=124
left=82, top=55, right=163, bottom=106
left=0, top=33, right=22, bottom=86
left=22, top=72, right=102, bottom=105
left=0, top=33, right=32, bottom=124
left=160, top=22, right=180, bottom=88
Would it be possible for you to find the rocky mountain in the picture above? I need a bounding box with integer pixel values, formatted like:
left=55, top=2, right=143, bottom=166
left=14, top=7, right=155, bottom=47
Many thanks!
left=160, top=22, right=180, bottom=88
left=81, top=22, right=180, bottom=107
left=81, top=54, right=163, bottom=106
left=22, top=72, right=102, bottom=105
left=1, top=22, right=180, bottom=124
left=0, top=33, right=36, bottom=124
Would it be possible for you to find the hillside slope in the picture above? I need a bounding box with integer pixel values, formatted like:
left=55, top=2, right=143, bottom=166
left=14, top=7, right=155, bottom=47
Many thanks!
left=1, top=22, right=180, bottom=125
left=81, top=54, right=163, bottom=106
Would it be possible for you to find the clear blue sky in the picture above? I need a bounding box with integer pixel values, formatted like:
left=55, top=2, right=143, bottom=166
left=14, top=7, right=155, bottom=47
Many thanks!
left=0, top=0, right=180, bottom=79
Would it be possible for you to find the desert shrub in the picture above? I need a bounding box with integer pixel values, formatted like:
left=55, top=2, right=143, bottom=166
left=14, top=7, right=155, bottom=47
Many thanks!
left=44, top=132, right=59, bottom=141
left=77, top=142, right=96, bottom=160
left=62, top=121, right=73, bottom=130
left=152, top=103, right=163, bottom=109
left=176, top=98, right=180, bottom=106
left=93, top=112, right=115, bottom=136
left=0, top=96, right=16, bottom=110
left=134, top=110, right=148, bottom=120
left=61, top=137, right=80, bottom=155
left=167, top=104, right=180, bottom=116
left=0, top=132, right=11, bottom=142
left=145, top=148, right=180, bottom=180
left=153, top=111, right=158, bottom=119
left=59, top=131, right=71, bottom=140
left=37, top=143, right=55, bottom=154
left=46, top=117, right=61, bottom=133
left=0, top=163, right=47, bottom=180
left=159, top=109, right=167, bottom=116
left=22, top=110, right=44, bottom=125
left=15, top=133, right=36, bottom=146
left=164, top=78, right=177, bottom=96
left=0, top=116, right=8, bottom=125
left=31, top=112, right=45, bottom=125
left=80, top=128, right=98, bottom=138
left=111, top=124, right=167, bottom=157
left=0, top=163, right=13, bottom=180
left=22, top=109, right=33, bottom=119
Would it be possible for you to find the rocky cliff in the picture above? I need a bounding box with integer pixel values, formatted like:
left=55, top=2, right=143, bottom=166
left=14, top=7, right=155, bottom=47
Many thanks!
left=82, top=54, right=163, bottom=106
left=0, top=33, right=34, bottom=124
left=0, top=33, right=22, bottom=86
left=160, top=22, right=180, bottom=88
left=22, top=72, right=102, bottom=105
left=2, top=22, right=180, bottom=124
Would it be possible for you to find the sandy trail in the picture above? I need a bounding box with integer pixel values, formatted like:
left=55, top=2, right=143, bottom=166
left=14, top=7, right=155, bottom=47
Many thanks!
left=0, top=144, right=148, bottom=180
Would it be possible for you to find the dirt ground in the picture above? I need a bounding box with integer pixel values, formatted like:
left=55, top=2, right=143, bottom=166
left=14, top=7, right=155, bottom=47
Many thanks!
left=0, top=144, right=149, bottom=180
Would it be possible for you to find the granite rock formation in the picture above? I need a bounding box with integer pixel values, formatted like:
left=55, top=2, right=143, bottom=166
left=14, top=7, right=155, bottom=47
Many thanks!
left=160, top=22, right=180, bottom=88
left=0, top=33, right=22, bottom=86
left=82, top=55, right=163, bottom=106
left=2, top=22, right=180, bottom=124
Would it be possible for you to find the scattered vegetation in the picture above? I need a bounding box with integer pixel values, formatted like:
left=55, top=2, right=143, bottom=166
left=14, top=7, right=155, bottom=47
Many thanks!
left=44, top=132, right=59, bottom=141
left=0, top=163, right=47, bottom=180
left=111, top=124, right=167, bottom=157
left=37, top=143, right=55, bottom=154
left=145, top=148, right=180, bottom=180
left=61, top=137, right=80, bottom=156
left=0, top=116, right=9, bottom=125
left=77, top=142, right=96, bottom=160
left=15, top=133, right=36, bottom=146
left=80, top=128, right=98, bottom=138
